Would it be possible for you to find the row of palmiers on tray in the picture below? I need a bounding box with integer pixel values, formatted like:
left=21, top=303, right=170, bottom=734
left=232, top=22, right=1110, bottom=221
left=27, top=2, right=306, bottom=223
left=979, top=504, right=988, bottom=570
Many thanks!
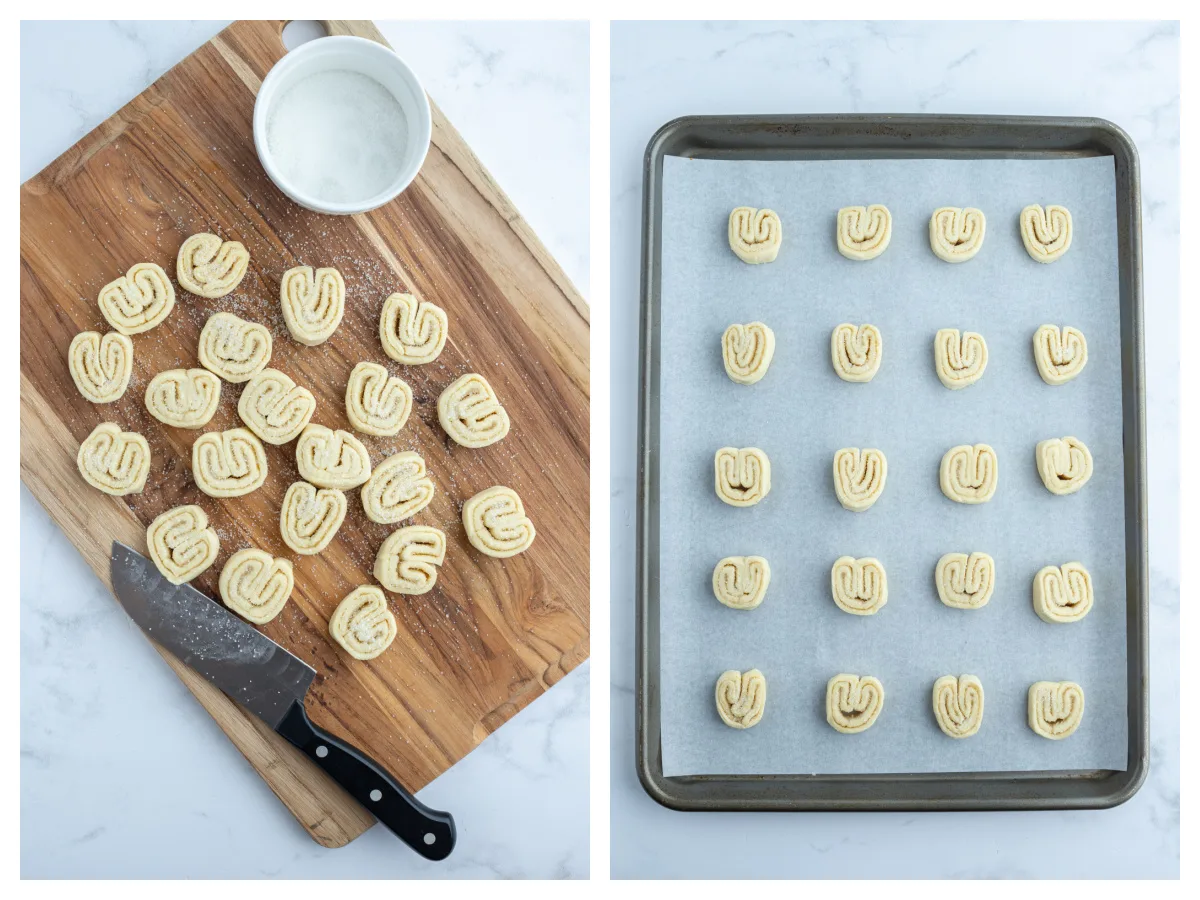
left=712, top=436, right=1093, bottom=512
left=714, top=669, right=1086, bottom=741
left=722, top=320, right=1088, bottom=389
left=67, top=232, right=536, bottom=662
left=712, top=553, right=1092, bottom=624
left=728, top=202, right=1073, bottom=264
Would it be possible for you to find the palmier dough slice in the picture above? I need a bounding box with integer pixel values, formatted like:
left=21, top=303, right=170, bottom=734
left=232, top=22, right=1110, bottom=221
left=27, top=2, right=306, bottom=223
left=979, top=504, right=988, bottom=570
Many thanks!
left=935, top=552, right=995, bottom=610
left=711, top=556, right=770, bottom=610
left=197, top=312, right=272, bottom=383
left=76, top=422, right=151, bottom=496
left=237, top=368, right=316, bottom=445
left=97, top=262, right=175, bottom=335
left=462, top=485, right=536, bottom=558
left=832, top=447, right=886, bottom=511
left=146, top=504, right=219, bottom=585
left=145, top=368, right=221, bottom=429
left=374, top=525, right=447, bottom=595
left=1028, top=680, right=1085, bottom=740
left=939, top=444, right=998, bottom=504
left=176, top=233, right=250, bottom=298
left=830, top=556, right=888, bottom=616
left=68, top=331, right=133, bottom=404
left=929, top=206, right=986, bottom=262
left=329, top=585, right=397, bottom=661
left=728, top=206, right=782, bottom=264
left=218, top=549, right=293, bottom=625
left=721, top=322, right=775, bottom=385
left=1033, top=325, right=1088, bottom=385
left=280, top=265, right=345, bottom=346
left=438, top=373, right=510, bottom=448
left=1020, top=204, right=1073, bottom=264
left=826, top=673, right=884, bottom=734
left=296, top=424, right=372, bottom=489
left=192, top=427, right=268, bottom=498
left=830, top=323, right=882, bottom=383
left=1035, top=436, right=1093, bottom=495
left=932, top=675, right=985, bottom=739
left=836, top=204, right=892, bottom=260
left=714, top=446, right=771, bottom=507
left=280, top=481, right=347, bottom=555
left=1032, top=562, right=1093, bottom=623
left=714, top=669, right=766, bottom=729
left=345, top=361, right=413, bottom=437
left=934, top=328, right=988, bottom=389
left=361, top=451, right=435, bottom=524
left=379, top=292, right=449, bottom=365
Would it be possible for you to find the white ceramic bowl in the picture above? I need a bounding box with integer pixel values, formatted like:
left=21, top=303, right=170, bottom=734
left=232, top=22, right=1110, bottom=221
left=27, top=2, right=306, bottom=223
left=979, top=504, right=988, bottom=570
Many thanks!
left=253, top=35, right=432, bottom=215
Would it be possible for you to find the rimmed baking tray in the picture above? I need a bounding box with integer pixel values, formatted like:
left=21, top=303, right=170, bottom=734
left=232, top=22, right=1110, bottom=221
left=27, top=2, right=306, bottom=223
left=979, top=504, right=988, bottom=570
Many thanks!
left=635, top=114, right=1148, bottom=811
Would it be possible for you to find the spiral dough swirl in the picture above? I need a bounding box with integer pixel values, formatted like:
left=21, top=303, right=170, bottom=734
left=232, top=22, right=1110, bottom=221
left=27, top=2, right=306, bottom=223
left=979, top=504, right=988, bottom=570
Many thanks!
left=462, top=485, right=536, bottom=558
left=145, top=368, right=221, bottom=429
left=218, top=549, right=293, bottom=625
left=1028, top=680, right=1085, bottom=740
left=69, top=331, right=133, bottom=404
left=714, top=669, right=767, bottom=729
left=932, top=674, right=985, bottom=739
left=935, top=552, right=995, bottom=610
left=836, top=204, right=892, bottom=261
left=379, top=292, right=449, bottom=365
left=76, top=422, right=151, bottom=496
left=197, top=312, right=272, bottom=384
left=191, top=428, right=268, bottom=498
left=934, top=328, right=988, bottom=389
left=237, top=368, right=316, bottom=445
left=146, top=504, right=219, bottom=585
left=1032, top=562, right=1093, bottom=623
left=711, top=556, right=770, bottom=610
left=1020, top=204, right=1073, bottom=264
left=1035, top=436, right=1092, bottom=495
left=832, top=447, right=887, bottom=511
left=826, top=673, right=885, bottom=734
left=721, top=322, right=775, bottom=385
left=329, top=586, right=397, bottom=661
left=437, top=373, right=510, bottom=448
left=345, top=361, right=413, bottom=437
left=361, top=451, right=436, bottom=525
left=929, top=206, right=986, bottom=262
left=176, top=233, right=250, bottom=298
left=296, top=424, right=372, bottom=490
left=939, top=444, right=998, bottom=504
left=374, top=525, right=447, bottom=595
left=727, top=207, right=782, bottom=264
left=1033, top=324, right=1088, bottom=385
left=830, top=556, right=888, bottom=616
left=830, top=323, right=882, bottom=383
left=714, top=446, right=771, bottom=507
left=280, top=265, right=346, bottom=346
left=279, top=481, right=347, bottom=555
left=98, top=262, right=175, bottom=335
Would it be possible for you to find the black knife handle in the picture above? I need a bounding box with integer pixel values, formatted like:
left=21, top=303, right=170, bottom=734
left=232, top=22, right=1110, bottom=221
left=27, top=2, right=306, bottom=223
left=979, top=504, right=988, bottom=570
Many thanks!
left=277, top=700, right=456, bottom=860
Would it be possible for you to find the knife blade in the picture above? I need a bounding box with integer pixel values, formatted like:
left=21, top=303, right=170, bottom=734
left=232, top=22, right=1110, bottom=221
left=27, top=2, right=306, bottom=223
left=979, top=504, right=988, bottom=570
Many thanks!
left=110, top=541, right=455, bottom=860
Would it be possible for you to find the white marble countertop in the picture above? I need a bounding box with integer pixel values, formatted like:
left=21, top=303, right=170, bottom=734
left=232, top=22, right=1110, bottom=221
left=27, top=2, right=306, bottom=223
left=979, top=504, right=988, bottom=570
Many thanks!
left=609, top=20, right=1179, bottom=879
left=20, top=20, right=589, bottom=879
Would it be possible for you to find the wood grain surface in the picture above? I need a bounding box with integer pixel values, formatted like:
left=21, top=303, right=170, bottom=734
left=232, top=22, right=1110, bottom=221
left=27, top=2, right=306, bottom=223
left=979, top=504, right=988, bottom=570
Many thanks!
left=20, top=19, right=589, bottom=847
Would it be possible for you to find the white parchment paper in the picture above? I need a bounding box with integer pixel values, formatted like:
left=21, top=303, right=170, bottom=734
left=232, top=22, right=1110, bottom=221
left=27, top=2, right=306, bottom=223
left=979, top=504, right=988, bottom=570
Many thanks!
left=658, top=155, right=1128, bottom=776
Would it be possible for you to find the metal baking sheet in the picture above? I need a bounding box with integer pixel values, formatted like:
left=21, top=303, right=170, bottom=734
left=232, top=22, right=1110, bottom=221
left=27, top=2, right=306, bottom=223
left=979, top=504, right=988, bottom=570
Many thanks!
left=635, top=115, right=1148, bottom=811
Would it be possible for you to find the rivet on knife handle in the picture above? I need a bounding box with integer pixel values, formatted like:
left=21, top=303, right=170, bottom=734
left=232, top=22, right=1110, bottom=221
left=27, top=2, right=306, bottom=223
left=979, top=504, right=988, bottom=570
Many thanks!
left=276, top=700, right=456, bottom=860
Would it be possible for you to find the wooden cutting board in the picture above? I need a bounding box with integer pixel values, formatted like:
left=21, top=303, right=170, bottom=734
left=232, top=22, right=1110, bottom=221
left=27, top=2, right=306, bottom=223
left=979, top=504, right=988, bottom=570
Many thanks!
left=19, top=19, right=589, bottom=848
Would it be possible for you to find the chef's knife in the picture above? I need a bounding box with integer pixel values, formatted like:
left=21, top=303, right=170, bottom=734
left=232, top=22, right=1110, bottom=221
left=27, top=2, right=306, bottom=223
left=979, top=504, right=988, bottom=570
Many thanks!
left=109, top=541, right=456, bottom=860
